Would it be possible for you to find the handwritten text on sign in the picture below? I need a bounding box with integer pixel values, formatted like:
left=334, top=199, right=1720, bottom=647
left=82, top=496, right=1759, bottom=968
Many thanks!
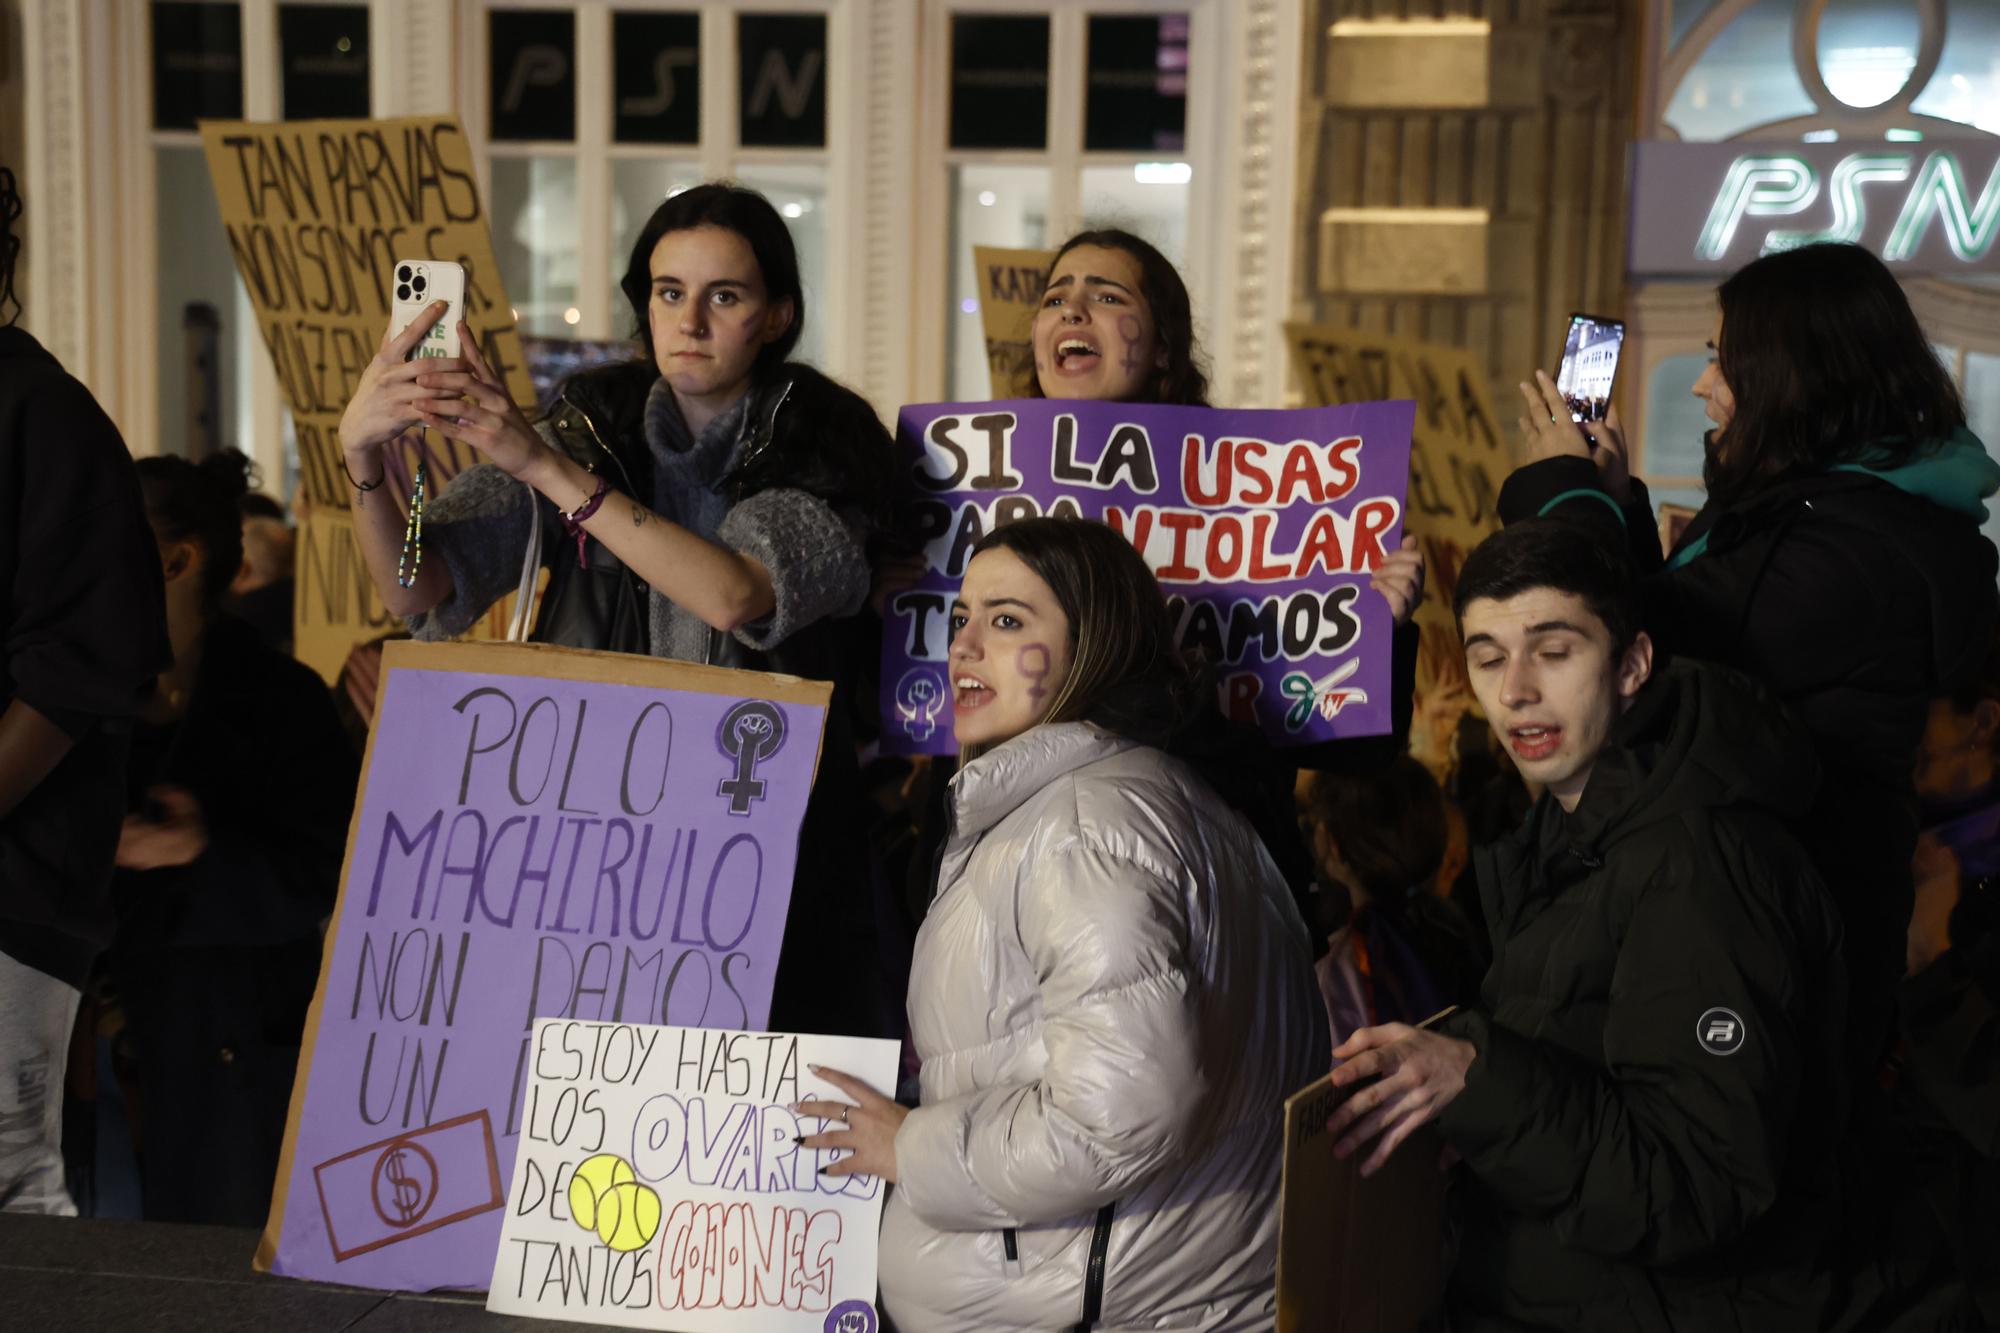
left=489, top=1022, right=898, bottom=1331
left=199, top=118, right=537, bottom=681
left=878, top=399, right=1414, bottom=754
left=262, top=642, right=828, bottom=1292
left=1286, top=325, right=1505, bottom=776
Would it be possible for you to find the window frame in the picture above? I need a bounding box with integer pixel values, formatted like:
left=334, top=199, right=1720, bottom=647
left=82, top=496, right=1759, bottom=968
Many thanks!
left=460, top=0, right=851, bottom=362
left=912, top=0, right=1226, bottom=402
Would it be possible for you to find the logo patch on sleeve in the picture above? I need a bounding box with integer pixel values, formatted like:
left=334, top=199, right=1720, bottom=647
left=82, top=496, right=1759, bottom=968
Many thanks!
left=1697, top=1007, right=1746, bottom=1056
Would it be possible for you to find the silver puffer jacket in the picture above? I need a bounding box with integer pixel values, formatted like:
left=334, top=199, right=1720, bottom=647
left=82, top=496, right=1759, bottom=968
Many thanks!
left=881, top=723, right=1329, bottom=1332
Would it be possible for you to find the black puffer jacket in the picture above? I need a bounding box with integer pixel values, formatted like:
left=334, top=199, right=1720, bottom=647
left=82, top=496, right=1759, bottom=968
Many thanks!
left=1502, top=449, right=1999, bottom=1080
left=1437, top=659, right=1846, bottom=1332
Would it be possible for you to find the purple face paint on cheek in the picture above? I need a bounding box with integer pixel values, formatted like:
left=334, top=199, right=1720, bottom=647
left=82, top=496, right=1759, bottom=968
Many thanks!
left=1117, top=313, right=1145, bottom=374
left=1018, top=644, right=1053, bottom=702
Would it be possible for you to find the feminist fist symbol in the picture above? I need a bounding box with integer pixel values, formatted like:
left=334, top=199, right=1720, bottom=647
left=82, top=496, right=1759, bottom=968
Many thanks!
left=716, top=700, right=788, bottom=815
left=894, top=669, right=947, bottom=741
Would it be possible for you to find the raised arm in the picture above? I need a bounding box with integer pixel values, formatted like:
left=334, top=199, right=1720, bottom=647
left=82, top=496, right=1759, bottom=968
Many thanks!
left=337, top=302, right=465, bottom=617
left=411, top=326, right=780, bottom=633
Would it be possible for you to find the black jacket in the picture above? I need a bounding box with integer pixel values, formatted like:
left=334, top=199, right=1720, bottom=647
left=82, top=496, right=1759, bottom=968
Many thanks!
left=533, top=359, right=893, bottom=677
left=111, top=615, right=357, bottom=1224
left=1502, top=454, right=1999, bottom=1077
left=0, top=326, right=170, bottom=988
left=532, top=360, right=898, bottom=1038
left=1438, top=659, right=1846, bottom=1332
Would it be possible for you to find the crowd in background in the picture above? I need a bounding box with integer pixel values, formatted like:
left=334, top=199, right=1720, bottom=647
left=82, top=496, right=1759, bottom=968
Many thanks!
left=3, top=157, right=1999, bottom=1331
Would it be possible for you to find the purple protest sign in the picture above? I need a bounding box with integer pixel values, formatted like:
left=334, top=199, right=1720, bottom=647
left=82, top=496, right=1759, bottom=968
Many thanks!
left=259, top=641, right=829, bottom=1292
left=879, top=399, right=1415, bottom=753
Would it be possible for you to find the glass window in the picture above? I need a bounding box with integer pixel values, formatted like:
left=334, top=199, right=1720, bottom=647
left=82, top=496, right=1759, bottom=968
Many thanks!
left=734, top=164, right=828, bottom=368
left=1910, top=3, right=2000, bottom=135
left=950, top=15, right=1050, bottom=151
left=491, top=156, right=581, bottom=336
left=738, top=13, right=827, bottom=149
left=613, top=10, right=700, bottom=145
left=280, top=4, right=369, bottom=120
left=1084, top=14, right=1187, bottom=153
left=490, top=9, right=576, bottom=142
left=1964, top=351, right=2000, bottom=557
left=1641, top=352, right=1714, bottom=494
left=1663, top=0, right=1815, bottom=141
left=948, top=165, right=1051, bottom=401
left=1079, top=162, right=1191, bottom=270
left=156, top=144, right=251, bottom=460
left=1670, top=0, right=1725, bottom=47
left=151, top=2, right=243, bottom=131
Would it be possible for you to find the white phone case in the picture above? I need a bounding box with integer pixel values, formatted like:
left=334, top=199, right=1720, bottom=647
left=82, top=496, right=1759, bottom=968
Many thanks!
left=389, top=258, right=467, bottom=361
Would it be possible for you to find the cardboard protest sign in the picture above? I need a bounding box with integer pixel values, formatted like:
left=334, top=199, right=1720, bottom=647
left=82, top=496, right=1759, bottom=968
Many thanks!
left=1277, top=1070, right=1447, bottom=1332
left=973, top=245, right=1055, bottom=398
left=488, top=1020, right=899, bottom=1330
left=199, top=117, right=536, bottom=683
left=878, top=399, right=1413, bottom=753
left=1286, top=325, right=1506, bottom=777
left=259, top=640, right=831, bottom=1292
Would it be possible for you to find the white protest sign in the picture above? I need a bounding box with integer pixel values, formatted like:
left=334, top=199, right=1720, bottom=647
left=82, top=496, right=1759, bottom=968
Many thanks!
left=489, top=1021, right=899, bottom=1331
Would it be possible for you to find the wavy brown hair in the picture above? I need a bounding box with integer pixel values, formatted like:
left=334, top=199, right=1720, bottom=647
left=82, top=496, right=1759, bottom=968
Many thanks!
left=957, top=517, right=1202, bottom=763
left=1707, top=242, right=1965, bottom=504
left=1028, top=228, right=1209, bottom=406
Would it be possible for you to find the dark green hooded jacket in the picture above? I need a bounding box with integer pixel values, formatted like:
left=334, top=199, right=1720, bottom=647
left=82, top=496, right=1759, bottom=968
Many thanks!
left=1437, top=658, right=1846, bottom=1332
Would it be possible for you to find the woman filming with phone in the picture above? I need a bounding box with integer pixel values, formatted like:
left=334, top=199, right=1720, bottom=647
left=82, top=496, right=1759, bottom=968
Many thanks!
left=1508, top=241, right=2000, bottom=1111
left=336, top=183, right=895, bottom=1038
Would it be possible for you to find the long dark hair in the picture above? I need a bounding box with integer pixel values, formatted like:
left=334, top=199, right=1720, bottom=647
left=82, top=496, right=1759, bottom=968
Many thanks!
left=136, top=450, right=255, bottom=616
left=618, top=183, right=804, bottom=377
left=960, top=517, right=1203, bottom=762
left=1, top=166, right=22, bottom=327
left=1708, top=242, right=1966, bottom=503
left=1030, top=228, right=1209, bottom=406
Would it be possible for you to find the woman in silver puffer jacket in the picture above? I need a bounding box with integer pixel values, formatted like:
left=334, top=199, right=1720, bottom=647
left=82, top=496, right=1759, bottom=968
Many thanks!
left=803, top=518, right=1328, bottom=1331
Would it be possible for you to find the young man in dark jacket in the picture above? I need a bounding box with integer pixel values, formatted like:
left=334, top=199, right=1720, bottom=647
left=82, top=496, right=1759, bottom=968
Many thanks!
left=0, top=166, right=171, bottom=1212
left=1327, top=519, right=1846, bottom=1331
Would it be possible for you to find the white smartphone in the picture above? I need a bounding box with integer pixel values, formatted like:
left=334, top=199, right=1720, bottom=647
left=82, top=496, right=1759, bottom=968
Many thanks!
left=389, top=258, right=466, bottom=361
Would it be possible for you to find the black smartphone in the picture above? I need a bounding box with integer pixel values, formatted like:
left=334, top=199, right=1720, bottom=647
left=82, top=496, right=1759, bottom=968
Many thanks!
left=1555, top=312, right=1625, bottom=425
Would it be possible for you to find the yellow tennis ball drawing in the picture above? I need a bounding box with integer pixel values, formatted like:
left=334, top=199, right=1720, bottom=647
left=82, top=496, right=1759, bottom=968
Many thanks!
left=596, top=1180, right=662, bottom=1253
left=566, top=1153, right=635, bottom=1233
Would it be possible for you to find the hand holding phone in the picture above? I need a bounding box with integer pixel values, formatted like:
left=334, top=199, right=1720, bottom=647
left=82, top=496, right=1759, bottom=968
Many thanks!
left=390, top=259, right=467, bottom=361
left=1554, top=312, right=1625, bottom=426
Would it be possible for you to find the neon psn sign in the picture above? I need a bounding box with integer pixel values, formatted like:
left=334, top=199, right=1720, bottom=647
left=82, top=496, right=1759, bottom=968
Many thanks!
left=1696, top=150, right=2000, bottom=263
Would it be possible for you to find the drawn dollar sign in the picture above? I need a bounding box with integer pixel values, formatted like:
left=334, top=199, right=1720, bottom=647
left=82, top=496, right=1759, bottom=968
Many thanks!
left=385, top=1148, right=425, bottom=1225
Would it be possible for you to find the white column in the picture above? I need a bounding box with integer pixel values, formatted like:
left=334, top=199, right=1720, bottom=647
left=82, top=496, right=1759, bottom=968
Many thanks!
left=846, top=0, right=920, bottom=415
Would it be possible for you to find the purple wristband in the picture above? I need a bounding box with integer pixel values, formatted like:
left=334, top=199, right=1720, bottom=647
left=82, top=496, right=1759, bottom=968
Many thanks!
left=561, top=475, right=610, bottom=566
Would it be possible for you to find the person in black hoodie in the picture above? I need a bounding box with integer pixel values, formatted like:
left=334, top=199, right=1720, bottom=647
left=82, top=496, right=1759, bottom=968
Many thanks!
left=335, top=184, right=894, bottom=1038
left=1505, top=243, right=2000, bottom=1091
left=0, top=165, right=170, bottom=1214
left=1326, top=519, right=1847, bottom=1332
left=108, top=453, right=358, bottom=1225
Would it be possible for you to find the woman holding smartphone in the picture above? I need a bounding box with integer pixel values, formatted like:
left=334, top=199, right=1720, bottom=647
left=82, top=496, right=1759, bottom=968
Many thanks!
left=337, top=184, right=894, bottom=1038
left=1508, top=241, right=1999, bottom=1103
left=806, top=517, right=1328, bottom=1331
